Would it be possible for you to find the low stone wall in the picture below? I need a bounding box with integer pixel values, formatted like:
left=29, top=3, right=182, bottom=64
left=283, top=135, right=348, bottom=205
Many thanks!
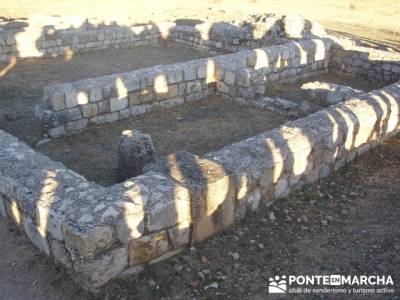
left=167, top=14, right=326, bottom=54
left=215, top=39, right=331, bottom=102
left=330, top=39, right=400, bottom=83
left=1, top=82, right=399, bottom=291
left=36, top=38, right=332, bottom=137
left=36, top=57, right=216, bottom=137
left=205, top=82, right=400, bottom=219
left=0, top=15, right=326, bottom=63
left=0, top=21, right=165, bottom=62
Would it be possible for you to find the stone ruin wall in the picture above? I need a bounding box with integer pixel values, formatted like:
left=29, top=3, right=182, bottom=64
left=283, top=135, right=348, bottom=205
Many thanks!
left=1, top=15, right=400, bottom=292
left=330, top=39, right=400, bottom=83
left=0, top=21, right=161, bottom=62
left=35, top=36, right=400, bottom=138
left=36, top=38, right=332, bottom=137
left=0, top=14, right=325, bottom=62
left=1, top=81, right=399, bottom=291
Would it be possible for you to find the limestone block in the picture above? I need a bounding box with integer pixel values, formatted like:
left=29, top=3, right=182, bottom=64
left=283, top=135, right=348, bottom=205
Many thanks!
left=168, top=84, right=179, bottom=98
left=110, top=97, right=128, bottom=112
left=166, top=67, right=183, bottom=84
left=90, top=87, right=103, bottom=102
left=65, top=87, right=78, bottom=108
left=187, top=80, right=202, bottom=94
left=167, top=222, right=190, bottom=249
left=183, top=66, right=197, bottom=81
left=216, top=81, right=229, bottom=94
left=67, top=108, right=82, bottom=121
left=51, top=92, right=66, bottom=111
left=236, top=188, right=262, bottom=219
left=124, top=77, right=141, bottom=91
left=82, top=104, right=98, bottom=118
left=23, top=216, right=50, bottom=255
left=197, top=64, right=207, bottom=79
left=224, top=70, right=235, bottom=85
left=50, top=239, right=72, bottom=268
left=62, top=223, right=116, bottom=259
left=117, top=129, right=155, bottom=180
left=144, top=151, right=236, bottom=243
left=235, top=69, right=252, bottom=87
left=74, top=246, right=128, bottom=290
left=77, top=91, right=89, bottom=105
left=129, top=231, right=169, bottom=265
left=134, top=172, right=191, bottom=232
left=97, top=101, right=109, bottom=114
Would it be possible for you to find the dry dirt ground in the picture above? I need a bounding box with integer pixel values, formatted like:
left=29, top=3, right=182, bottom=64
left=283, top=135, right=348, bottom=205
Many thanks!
left=37, top=96, right=289, bottom=186
left=1, top=135, right=399, bottom=300
left=34, top=73, right=376, bottom=187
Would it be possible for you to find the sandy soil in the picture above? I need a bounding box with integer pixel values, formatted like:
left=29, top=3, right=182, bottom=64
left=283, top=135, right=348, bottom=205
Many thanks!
left=37, top=96, right=289, bottom=186
left=0, top=46, right=212, bottom=146
left=1, top=135, right=399, bottom=299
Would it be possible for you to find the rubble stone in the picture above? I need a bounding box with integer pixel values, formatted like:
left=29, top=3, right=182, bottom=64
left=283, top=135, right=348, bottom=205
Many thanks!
left=117, top=129, right=155, bottom=180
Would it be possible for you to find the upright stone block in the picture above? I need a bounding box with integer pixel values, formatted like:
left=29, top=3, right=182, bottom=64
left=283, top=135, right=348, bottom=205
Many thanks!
left=144, top=151, right=236, bottom=243
left=117, top=129, right=155, bottom=181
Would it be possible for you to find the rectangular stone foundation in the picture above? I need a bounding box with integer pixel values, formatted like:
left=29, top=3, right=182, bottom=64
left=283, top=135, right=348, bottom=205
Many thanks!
left=1, top=16, right=400, bottom=293
left=36, top=38, right=333, bottom=137
left=1, top=81, right=399, bottom=291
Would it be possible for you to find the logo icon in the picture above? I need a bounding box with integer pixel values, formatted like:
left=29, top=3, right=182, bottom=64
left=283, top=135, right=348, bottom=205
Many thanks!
left=268, top=275, right=287, bottom=293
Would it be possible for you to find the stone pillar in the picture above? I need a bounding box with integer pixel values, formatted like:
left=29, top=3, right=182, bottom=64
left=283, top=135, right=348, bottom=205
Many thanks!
left=117, top=129, right=155, bottom=181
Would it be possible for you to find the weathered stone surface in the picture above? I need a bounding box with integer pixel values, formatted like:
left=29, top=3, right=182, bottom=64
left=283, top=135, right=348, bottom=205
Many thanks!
left=145, top=151, right=236, bottom=243
left=130, top=231, right=169, bottom=265
left=167, top=222, right=190, bottom=249
left=110, top=97, right=128, bottom=112
left=74, top=246, right=128, bottom=290
left=301, top=81, right=365, bottom=104
left=90, top=87, right=103, bottom=102
left=115, top=200, right=145, bottom=243
left=117, top=129, right=155, bottom=180
left=62, top=223, right=116, bottom=259
left=51, top=92, right=66, bottom=111
left=82, top=103, right=98, bottom=118
left=23, top=216, right=51, bottom=255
